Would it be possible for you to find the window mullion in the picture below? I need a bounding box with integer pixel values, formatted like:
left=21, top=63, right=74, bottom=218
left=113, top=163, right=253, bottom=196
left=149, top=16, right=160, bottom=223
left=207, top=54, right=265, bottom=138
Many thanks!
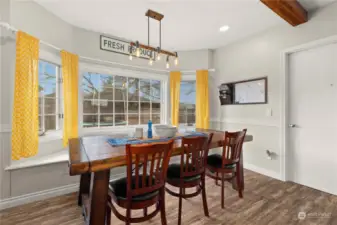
left=42, top=63, right=46, bottom=132
left=138, top=79, right=141, bottom=125
left=113, top=75, right=115, bottom=127
left=149, top=80, right=153, bottom=123
left=126, top=77, right=129, bottom=126
left=55, top=66, right=60, bottom=130
left=98, top=73, right=101, bottom=128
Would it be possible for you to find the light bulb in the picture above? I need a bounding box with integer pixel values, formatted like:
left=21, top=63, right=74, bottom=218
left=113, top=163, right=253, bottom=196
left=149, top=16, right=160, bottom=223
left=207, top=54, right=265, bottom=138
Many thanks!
left=136, top=48, right=140, bottom=57
left=166, top=62, right=170, bottom=69
left=149, top=58, right=153, bottom=66
left=175, top=57, right=179, bottom=66
left=129, top=54, right=133, bottom=61
left=157, top=53, right=161, bottom=61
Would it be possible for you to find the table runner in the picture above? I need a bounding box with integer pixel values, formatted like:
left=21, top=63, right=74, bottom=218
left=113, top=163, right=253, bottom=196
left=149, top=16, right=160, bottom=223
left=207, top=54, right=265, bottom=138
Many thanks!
left=107, top=132, right=207, bottom=147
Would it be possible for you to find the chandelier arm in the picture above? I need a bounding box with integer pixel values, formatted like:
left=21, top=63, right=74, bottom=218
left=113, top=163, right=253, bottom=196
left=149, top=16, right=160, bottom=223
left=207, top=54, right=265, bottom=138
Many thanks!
left=148, top=16, right=150, bottom=46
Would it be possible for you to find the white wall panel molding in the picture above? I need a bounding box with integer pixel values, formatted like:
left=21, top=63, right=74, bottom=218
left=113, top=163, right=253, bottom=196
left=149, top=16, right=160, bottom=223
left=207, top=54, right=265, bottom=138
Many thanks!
left=210, top=118, right=279, bottom=127
left=0, top=124, right=11, bottom=133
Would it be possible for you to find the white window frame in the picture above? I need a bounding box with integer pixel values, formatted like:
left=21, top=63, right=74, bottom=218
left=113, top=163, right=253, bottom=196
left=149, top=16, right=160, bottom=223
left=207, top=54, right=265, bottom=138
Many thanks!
left=79, top=62, right=169, bottom=136
left=179, top=75, right=196, bottom=128
left=38, top=49, right=63, bottom=139
left=34, top=49, right=65, bottom=158
left=38, top=59, right=62, bottom=132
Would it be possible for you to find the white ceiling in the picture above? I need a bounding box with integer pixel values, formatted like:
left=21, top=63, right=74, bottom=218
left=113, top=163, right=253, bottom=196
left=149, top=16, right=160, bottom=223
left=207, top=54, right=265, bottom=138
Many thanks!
left=34, top=0, right=336, bottom=51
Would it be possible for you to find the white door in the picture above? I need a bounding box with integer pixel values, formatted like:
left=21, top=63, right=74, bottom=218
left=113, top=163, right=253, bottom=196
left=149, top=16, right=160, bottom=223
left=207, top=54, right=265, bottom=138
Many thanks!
left=288, top=42, right=337, bottom=195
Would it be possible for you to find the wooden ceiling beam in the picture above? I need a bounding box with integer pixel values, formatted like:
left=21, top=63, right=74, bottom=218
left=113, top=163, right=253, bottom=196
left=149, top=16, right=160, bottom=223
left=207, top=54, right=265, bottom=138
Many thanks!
left=260, top=0, right=308, bottom=26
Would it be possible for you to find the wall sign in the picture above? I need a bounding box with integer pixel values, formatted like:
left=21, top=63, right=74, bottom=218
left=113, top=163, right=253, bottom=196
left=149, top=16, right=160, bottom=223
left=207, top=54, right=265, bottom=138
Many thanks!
left=100, top=35, right=152, bottom=60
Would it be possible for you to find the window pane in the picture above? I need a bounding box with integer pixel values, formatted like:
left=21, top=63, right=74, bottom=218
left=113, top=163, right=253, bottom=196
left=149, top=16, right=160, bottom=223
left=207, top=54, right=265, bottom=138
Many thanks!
left=128, top=114, right=139, bottom=125
left=180, top=81, right=195, bottom=125
left=140, top=102, right=150, bottom=114
left=140, top=79, right=150, bottom=101
left=115, top=76, right=127, bottom=101
left=115, top=114, right=127, bottom=126
left=140, top=114, right=150, bottom=124
left=187, top=105, right=195, bottom=114
left=39, top=61, right=57, bottom=98
left=45, top=115, right=56, bottom=130
left=128, top=102, right=139, bottom=113
left=100, top=115, right=113, bottom=127
left=179, top=114, right=187, bottom=124
left=187, top=114, right=195, bottom=125
left=83, top=115, right=98, bottom=128
left=39, top=98, right=43, bottom=115
left=115, top=102, right=126, bottom=114
left=99, top=74, right=114, bottom=100
left=83, top=100, right=98, bottom=114
left=128, top=78, right=139, bottom=101
left=44, top=98, right=56, bottom=114
left=100, top=101, right=113, bottom=114
left=151, top=80, right=161, bottom=102
left=152, top=114, right=160, bottom=124
left=152, top=103, right=160, bottom=114
left=82, top=73, right=99, bottom=99
left=39, top=116, right=42, bottom=130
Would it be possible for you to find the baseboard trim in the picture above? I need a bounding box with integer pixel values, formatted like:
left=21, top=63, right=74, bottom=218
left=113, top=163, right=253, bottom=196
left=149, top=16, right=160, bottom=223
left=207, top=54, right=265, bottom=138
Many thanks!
left=0, top=183, right=78, bottom=210
left=244, top=163, right=281, bottom=181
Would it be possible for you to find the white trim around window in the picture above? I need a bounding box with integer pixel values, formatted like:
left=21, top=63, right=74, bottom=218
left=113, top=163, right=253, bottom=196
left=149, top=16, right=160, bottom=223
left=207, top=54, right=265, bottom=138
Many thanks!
left=79, top=62, right=169, bottom=136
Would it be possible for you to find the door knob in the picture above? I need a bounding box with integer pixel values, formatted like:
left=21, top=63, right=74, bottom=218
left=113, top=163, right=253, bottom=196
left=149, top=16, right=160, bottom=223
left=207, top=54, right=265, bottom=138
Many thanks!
left=289, top=124, right=296, bottom=128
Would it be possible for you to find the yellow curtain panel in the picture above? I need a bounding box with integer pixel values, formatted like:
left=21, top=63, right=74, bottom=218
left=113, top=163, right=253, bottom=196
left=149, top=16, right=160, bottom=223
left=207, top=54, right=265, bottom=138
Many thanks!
left=11, top=31, right=40, bottom=160
left=61, top=51, right=79, bottom=147
left=196, top=70, right=209, bottom=129
left=170, top=71, right=181, bottom=126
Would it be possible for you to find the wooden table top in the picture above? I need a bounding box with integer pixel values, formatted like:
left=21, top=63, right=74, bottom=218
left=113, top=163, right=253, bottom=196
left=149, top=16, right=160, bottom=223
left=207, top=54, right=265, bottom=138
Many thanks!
left=68, top=128, right=253, bottom=176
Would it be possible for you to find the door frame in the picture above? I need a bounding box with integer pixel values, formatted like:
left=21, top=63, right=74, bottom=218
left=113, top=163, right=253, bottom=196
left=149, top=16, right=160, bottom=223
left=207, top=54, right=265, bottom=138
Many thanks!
left=280, top=35, right=337, bottom=181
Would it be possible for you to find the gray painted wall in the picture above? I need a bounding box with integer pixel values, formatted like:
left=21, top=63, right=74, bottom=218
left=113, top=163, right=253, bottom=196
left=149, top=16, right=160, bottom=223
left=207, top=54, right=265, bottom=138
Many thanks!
left=0, top=1, right=212, bottom=203
left=4, top=0, right=337, bottom=206
left=211, top=2, right=337, bottom=176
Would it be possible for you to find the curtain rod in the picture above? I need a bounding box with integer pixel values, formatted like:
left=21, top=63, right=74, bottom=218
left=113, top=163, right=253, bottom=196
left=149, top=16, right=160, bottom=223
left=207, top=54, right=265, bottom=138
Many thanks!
left=0, top=21, right=216, bottom=74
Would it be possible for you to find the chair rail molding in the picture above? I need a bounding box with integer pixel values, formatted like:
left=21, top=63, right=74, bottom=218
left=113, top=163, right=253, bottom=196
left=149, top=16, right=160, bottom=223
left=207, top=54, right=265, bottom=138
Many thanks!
left=209, top=118, right=278, bottom=127
left=0, top=124, right=11, bottom=133
left=280, top=34, right=337, bottom=182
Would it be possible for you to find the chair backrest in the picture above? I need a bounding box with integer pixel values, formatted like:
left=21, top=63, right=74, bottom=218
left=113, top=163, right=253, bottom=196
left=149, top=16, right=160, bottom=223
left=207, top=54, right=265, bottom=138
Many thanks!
left=125, top=140, right=174, bottom=197
left=179, top=133, right=214, bottom=178
left=222, top=129, right=247, bottom=166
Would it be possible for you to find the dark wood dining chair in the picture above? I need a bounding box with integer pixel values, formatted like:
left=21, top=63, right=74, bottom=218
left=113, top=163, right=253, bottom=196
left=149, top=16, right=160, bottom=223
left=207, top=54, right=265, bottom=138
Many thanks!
left=106, top=140, right=174, bottom=225
left=206, top=129, right=247, bottom=209
left=165, top=134, right=213, bottom=225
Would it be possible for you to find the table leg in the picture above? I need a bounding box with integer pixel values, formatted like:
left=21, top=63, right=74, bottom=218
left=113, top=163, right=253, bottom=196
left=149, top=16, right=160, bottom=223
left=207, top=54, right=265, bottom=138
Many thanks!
left=232, top=152, right=244, bottom=191
left=78, top=173, right=91, bottom=206
left=89, top=170, right=110, bottom=225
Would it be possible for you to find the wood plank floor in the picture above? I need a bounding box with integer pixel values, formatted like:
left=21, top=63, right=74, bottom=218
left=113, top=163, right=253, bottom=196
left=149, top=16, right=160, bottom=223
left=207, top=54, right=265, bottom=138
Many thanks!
left=1, top=170, right=337, bottom=225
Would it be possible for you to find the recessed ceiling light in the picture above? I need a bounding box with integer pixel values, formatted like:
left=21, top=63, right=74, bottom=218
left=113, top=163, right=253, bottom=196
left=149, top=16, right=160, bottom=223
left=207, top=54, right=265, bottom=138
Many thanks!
left=219, top=25, right=230, bottom=32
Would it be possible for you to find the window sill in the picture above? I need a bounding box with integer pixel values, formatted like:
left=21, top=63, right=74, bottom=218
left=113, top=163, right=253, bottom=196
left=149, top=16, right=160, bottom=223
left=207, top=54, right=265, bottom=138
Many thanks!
left=39, top=130, right=63, bottom=143
left=5, top=149, right=68, bottom=171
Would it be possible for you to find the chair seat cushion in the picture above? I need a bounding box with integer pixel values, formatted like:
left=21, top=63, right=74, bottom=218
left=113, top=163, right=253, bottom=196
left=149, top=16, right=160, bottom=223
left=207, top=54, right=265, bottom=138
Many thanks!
left=109, top=176, right=158, bottom=201
left=207, top=154, right=236, bottom=169
left=167, top=164, right=201, bottom=182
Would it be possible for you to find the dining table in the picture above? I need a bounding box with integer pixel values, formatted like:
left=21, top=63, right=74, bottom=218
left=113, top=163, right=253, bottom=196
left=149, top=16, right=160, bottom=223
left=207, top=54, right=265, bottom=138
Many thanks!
left=68, top=128, right=253, bottom=225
